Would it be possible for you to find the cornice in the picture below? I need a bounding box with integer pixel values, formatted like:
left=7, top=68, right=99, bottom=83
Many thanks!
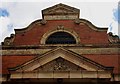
left=78, top=19, right=108, bottom=31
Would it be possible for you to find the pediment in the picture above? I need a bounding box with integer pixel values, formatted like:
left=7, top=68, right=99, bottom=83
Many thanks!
left=42, top=3, right=80, bottom=20
left=9, top=47, right=113, bottom=73
left=42, top=3, right=80, bottom=15
left=34, top=57, right=86, bottom=71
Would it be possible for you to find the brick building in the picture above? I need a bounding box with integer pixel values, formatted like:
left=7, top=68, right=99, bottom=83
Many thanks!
left=1, top=3, right=120, bottom=84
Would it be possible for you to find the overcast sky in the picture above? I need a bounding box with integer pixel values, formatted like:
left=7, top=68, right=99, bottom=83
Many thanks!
left=0, top=0, right=120, bottom=43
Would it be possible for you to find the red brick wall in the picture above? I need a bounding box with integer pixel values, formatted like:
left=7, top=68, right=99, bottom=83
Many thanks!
left=2, top=56, right=34, bottom=74
left=13, top=20, right=109, bottom=45
left=84, top=54, right=119, bottom=74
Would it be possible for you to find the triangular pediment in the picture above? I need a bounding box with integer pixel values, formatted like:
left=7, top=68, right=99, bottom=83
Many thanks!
left=34, top=57, right=86, bottom=71
left=42, top=3, right=79, bottom=15
left=9, top=47, right=112, bottom=73
left=42, top=3, right=80, bottom=20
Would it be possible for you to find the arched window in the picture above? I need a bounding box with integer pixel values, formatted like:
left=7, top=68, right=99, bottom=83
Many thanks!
left=45, top=32, right=76, bottom=44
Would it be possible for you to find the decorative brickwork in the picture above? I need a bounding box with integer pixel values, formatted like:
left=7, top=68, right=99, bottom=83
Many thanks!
left=108, top=32, right=120, bottom=44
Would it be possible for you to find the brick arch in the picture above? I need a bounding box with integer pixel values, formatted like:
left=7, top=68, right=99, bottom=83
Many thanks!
left=40, top=27, right=80, bottom=44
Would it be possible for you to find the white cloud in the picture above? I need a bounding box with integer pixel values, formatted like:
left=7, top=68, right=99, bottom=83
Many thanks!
left=109, top=21, right=118, bottom=35
left=0, top=17, right=14, bottom=42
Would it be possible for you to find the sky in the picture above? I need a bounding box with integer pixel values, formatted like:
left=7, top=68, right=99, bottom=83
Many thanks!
left=0, top=0, right=120, bottom=43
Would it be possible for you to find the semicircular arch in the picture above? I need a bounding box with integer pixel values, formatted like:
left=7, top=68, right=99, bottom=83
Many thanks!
left=40, top=27, right=80, bottom=44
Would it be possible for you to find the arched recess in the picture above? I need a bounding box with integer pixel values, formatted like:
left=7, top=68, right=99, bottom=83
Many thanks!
left=40, top=27, right=80, bottom=44
left=46, top=32, right=76, bottom=44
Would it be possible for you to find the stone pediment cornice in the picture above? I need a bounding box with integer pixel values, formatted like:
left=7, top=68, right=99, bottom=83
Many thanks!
left=8, top=47, right=113, bottom=72
left=8, top=47, right=114, bottom=80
